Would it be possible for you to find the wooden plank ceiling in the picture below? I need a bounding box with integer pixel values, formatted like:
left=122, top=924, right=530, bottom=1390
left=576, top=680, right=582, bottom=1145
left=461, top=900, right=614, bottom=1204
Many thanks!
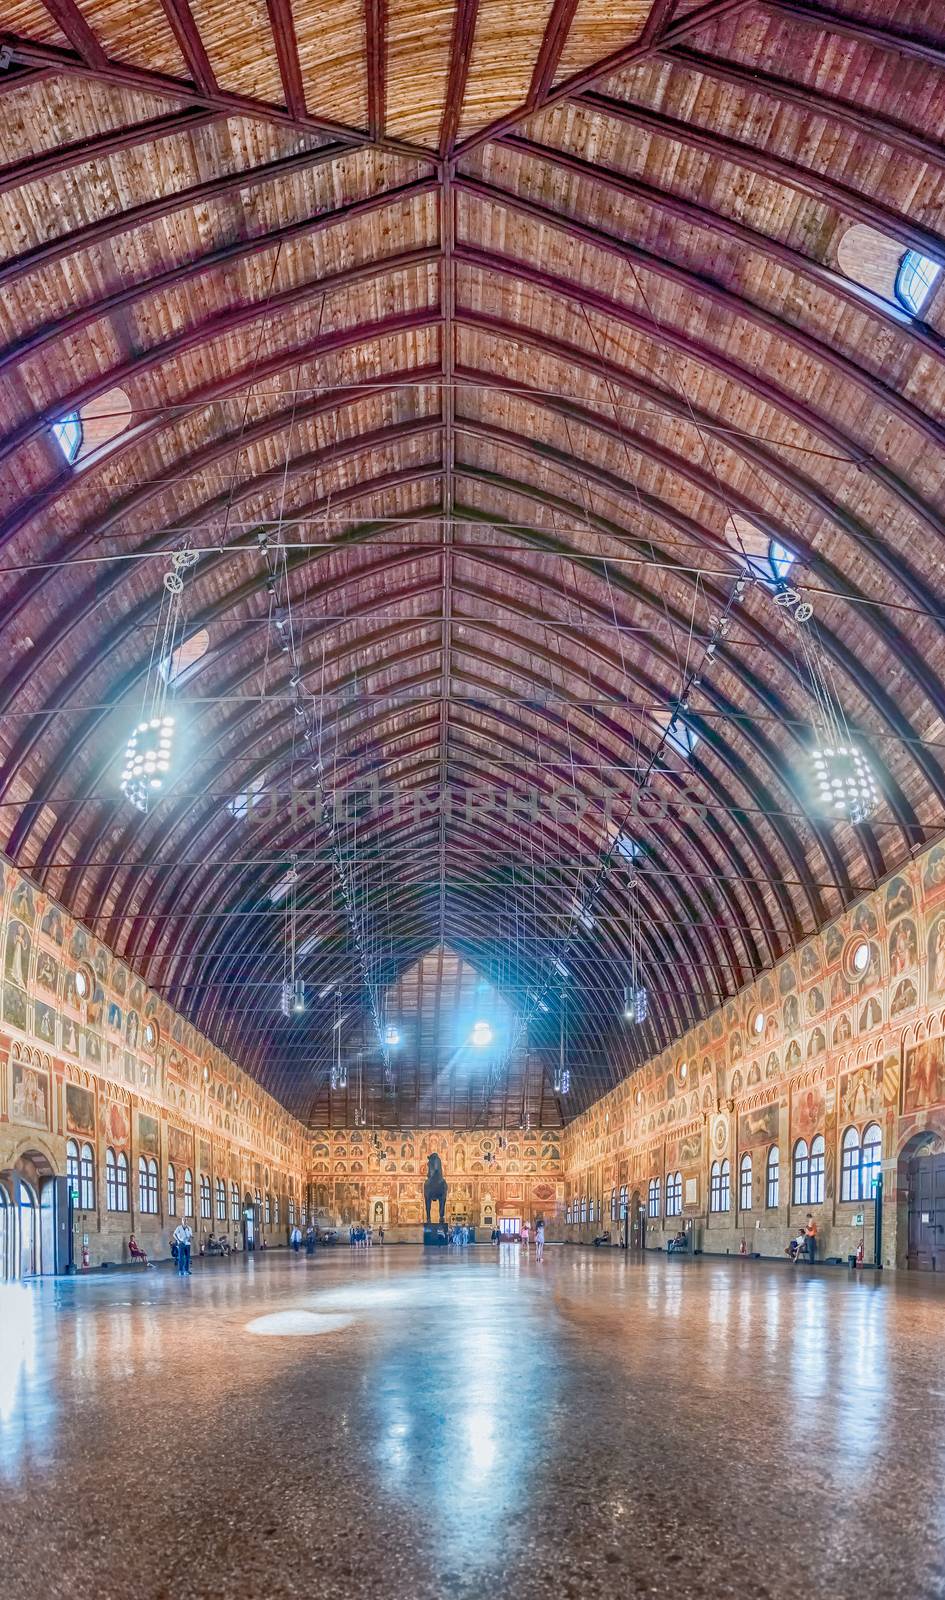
left=0, top=0, right=944, bottom=1123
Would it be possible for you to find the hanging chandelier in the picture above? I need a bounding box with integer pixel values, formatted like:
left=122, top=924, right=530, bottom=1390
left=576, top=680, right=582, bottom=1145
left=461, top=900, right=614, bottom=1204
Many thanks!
left=279, top=860, right=307, bottom=1016
left=622, top=858, right=648, bottom=1026
left=120, top=546, right=196, bottom=812
left=787, top=593, right=880, bottom=824
left=553, top=992, right=570, bottom=1095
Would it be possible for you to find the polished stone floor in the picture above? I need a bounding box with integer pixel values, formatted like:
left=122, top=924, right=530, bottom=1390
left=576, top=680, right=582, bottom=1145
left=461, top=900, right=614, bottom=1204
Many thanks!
left=2, top=1246, right=944, bottom=1599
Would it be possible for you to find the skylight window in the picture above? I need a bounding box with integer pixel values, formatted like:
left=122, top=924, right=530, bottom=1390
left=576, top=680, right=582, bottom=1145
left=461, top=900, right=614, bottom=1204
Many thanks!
left=161, top=628, right=209, bottom=686
left=553, top=958, right=569, bottom=978
left=52, top=412, right=82, bottom=464
left=614, top=831, right=641, bottom=861
left=297, top=932, right=320, bottom=958
left=654, top=711, right=699, bottom=759
left=268, top=870, right=296, bottom=906
left=229, top=773, right=265, bottom=819
left=896, top=250, right=941, bottom=316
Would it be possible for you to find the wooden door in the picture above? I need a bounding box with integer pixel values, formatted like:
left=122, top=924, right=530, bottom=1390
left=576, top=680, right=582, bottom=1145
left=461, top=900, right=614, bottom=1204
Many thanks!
left=907, top=1155, right=945, bottom=1269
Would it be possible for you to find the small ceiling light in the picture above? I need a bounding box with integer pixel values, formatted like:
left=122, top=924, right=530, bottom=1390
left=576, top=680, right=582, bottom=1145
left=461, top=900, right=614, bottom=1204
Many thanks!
left=384, top=1024, right=400, bottom=1047
left=624, top=985, right=648, bottom=1024
left=470, top=1020, right=493, bottom=1048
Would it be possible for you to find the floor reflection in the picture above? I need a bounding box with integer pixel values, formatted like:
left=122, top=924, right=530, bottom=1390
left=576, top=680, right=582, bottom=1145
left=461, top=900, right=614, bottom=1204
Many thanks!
left=4, top=1249, right=945, bottom=1599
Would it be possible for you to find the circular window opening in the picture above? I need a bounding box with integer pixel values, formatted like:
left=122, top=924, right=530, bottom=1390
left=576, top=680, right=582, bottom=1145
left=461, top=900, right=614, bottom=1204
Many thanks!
left=144, top=1020, right=158, bottom=1049
left=850, top=940, right=871, bottom=977
left=679, top=1061, right=688, bottom=1079
left=635, top=1088, right=643, bottom=1105
left=752, top=1010, right=765, bottom=1035
left=74, top=965, right=93, bottom=1000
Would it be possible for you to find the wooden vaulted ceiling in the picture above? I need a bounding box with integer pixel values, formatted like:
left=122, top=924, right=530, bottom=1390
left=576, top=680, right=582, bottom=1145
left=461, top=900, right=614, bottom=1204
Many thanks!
left=1, top=0, right=944, bottom=1124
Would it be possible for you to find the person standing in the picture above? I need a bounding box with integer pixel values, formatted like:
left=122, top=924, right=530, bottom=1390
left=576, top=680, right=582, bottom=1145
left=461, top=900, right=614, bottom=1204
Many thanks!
left=290, top=1224, right=302, bottom=1253
left=521, top=1220, right=530, bottom=1253
left=535, top=1218, right=545, bottom=1261
left=173, top=1219, right=192, bottom=1276
left=305, top=1225, right=316, bottom=1256
left=805, top=1214, right=817, bottom=1265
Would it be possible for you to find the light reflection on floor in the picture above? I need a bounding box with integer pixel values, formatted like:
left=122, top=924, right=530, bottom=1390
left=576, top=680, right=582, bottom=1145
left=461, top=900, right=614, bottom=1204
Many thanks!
left=3, top=1248, right=945, bottom=1598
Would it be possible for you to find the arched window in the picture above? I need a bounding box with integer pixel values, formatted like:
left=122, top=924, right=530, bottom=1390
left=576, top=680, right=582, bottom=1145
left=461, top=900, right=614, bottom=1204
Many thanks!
left=200, top=1174, right=212, bottom=1220
left=67, top=1139, right=80, bottom=1200
left=108, top=1149, right=129, bottom=1211
left=809, top=1134, right=825, bottom=1205
left=792, top=1139, right=810, bottom=1206
left=896, top=250, right=941, bottom=315
left=766, top=1146, right=780, bottom=1209
left=138, top=1156, right=158, bottom=1215
left=739, top=1153, right=753, bottom=1211
left=619, top=1184, right=628, bottom=1220
left=167, top=1163, right=177, bottom=1216
left=183, top=1168, right=194, bottom=1217
left=274, top=1194, right=280, bottom=1228
left=589, top=1196, right=596, bottom=1222
left=288, top=1199, right=296, bottom=1227
left=647, top=1176, right=661, bottom=1218
left=710, top=1159, right=730, bottom=1212
left=264, top=1192, right=272, bottom=1226
left=580, top=1195, right=587, bottom=1225
left=161, top=627, right=209, bottom=686
left=610, top=1186, right=617, bottom=1221
left=725, top=514, right=795, bottom=586
left=230, top=1181, right=240, bottom=1223
left=861, top=1123, right=882, bottom=1196
left=840, top=1126, right=861, bottom=1203
left=51, top=411, right=82, bottom=463
left=666, top=1171, right=682, bottom=1217
left=654, top=710, right=699, bottom=759
left=78, top=1143, right=95, bottom=1210
left=215, top=1177, right=226, bottom=1221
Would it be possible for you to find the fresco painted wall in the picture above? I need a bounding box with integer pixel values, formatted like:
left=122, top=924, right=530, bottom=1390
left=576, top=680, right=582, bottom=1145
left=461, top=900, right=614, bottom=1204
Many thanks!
left=307, top=1127, right=563, bottom=1231
left=0, top=854, right=305, bottom=1268
left=563, top=837, right=945, bottom=1269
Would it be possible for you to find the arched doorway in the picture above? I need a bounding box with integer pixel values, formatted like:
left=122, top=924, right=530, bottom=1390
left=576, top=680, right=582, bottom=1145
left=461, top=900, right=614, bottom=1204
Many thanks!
left=900, top=1131, right=945, bottom=1270
left=242, top=1191, right=256, bottom=1251
left=18, top=1179, right=39, bottom=1277
left=0, top=1180, right=13, bottom=1280
left=0, top=1147, right=60, bottom=1279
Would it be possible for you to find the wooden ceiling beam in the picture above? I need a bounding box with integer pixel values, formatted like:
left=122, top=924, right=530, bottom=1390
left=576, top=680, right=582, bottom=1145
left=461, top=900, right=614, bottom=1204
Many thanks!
left=575, top=88, right=945, bottom=269
left=37, top=0, right=108, bottom=67
left=454, top=0, right=755, bottom=155
left=0, top=175, right=437, bottom=392
left=526, top=0, right=580, bottom=110
left=157, top=0, right=219, bottom=95
left=43, top=487, right=785, bottom=991
left=0, top=138, right=355, bottom=292
left=453, top=240, right=945, bottom=551
left=365, top=0, right=387, bottom=143
left=0, top=104, right=218, bottom=199
left=266, top=0, right=307, bottom=119
left=27, top=457, right=831, bottom=966
left=762, top=0, right=945, bottom=71
left=439, top=0, right=479, bottom=158
left=0, top=243, right=438, bottom=478
left=663, top=44, right=945, bottom=173
left=0, top=32, right=431, bottom=156
left=498, top=135, right=945, bottom=363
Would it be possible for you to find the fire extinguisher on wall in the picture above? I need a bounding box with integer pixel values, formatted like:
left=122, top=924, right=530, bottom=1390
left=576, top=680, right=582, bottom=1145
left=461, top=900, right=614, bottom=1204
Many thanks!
left=81, top=1237, right=90, bottom=1270
left=855, top=1239, right=864, bottom=1268
left=739, top=1236, right=747, bottom=1255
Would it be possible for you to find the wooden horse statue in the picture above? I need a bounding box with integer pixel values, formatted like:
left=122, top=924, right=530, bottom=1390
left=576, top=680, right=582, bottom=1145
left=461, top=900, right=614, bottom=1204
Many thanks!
left=423, top=1152, right=448, bottom=1224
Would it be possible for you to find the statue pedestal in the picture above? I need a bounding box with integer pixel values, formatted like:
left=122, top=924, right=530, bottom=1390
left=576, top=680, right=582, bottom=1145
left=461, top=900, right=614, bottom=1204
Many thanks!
left=423, top=1223, right=449, bottom=1247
